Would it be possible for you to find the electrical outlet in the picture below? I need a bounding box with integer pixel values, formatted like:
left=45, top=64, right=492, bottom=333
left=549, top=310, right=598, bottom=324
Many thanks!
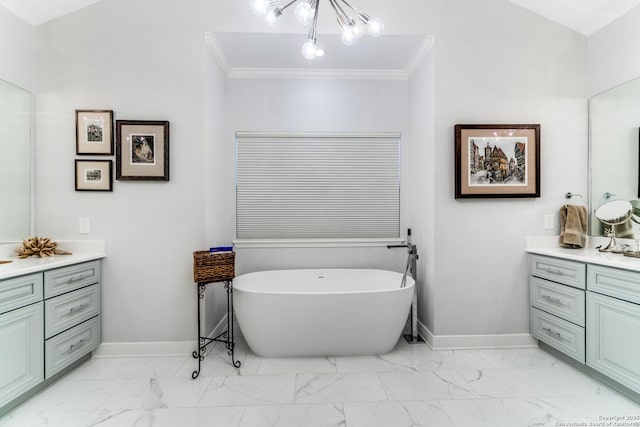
left=544, top=215, right=554, bottom=230
left=79, top=218, right=90, bottom=234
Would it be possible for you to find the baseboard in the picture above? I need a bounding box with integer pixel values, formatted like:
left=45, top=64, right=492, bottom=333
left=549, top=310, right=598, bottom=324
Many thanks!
left=94, top=314, right=230, bottom=357
left=418, top=320, right=537, bottom=350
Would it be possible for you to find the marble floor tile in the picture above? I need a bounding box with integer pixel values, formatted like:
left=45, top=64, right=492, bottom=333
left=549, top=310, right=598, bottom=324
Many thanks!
left=197, top=374, right=296, bottom=407
left=66, top=356, right=188, bottom=380
left=100, top=376, right=213, bottom=410
left=239, top=403, right=346, bottom=427
left=439, top=397, right=565, bottom=427
left=535, top=363, right=616, bottom=397
left=294, top=373, right=388, bottom=404
left=534, top=394, right=640, bottom=423
left=459, top=368, right=590, bottom=399
left=336, top=353, right=421, bottom=374
left=256, top=356, right=337, bottom=375
left=3, top=341, right=640, bottom=427
left=175, top=348, right=261, bottom=378
left=344, top=401, right=455, bottom=427
left=470, top=347, right=564, bottom=370
left=13, top=379, right=126, bottom=414
left=378, top=370, right=480, bottom=401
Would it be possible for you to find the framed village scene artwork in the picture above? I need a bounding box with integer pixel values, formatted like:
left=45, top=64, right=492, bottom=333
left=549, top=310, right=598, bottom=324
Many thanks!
left=115, top=120, right=170, bottom=181
left=455, top=124, right=540, bottom=198
left=76, top=110, right=114, bottom=155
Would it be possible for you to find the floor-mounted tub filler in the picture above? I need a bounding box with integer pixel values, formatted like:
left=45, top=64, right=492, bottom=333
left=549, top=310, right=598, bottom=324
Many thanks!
left=233, top=269, right=414, bottom=357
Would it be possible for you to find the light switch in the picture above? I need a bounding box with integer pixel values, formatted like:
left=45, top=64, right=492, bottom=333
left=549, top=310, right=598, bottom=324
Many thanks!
left=79, top=218, right=90, bottom=234
left=544, top=215, right=554, bottom=230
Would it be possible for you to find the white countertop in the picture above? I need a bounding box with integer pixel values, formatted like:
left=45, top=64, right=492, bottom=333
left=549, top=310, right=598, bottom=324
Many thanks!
left=0, top=240, right=105, bottom=280
left=526, top=235, right=640, bottom=273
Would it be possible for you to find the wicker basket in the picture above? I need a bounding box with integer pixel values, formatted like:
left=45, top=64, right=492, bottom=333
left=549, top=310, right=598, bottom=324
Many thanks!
left=193, top=251, right=235, bottom=284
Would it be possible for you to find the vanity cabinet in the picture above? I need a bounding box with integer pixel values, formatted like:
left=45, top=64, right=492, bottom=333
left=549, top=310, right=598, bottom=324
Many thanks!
left=529, top=252, right=640, bottom=400
left=0, top=259, right=102, bottom=414
left=586, top=265, right=640, bottom=393
left=529, top=255, right=586, bottom=363
left=0, top=301, right=44, bottom=409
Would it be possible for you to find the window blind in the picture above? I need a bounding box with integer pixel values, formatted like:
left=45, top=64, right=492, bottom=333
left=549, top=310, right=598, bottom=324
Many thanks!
left=236, top=132, right=401, bottom=239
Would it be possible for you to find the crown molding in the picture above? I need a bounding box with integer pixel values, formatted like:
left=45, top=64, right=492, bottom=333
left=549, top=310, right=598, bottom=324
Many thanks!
left=227, top=67, right=408, bottom=80
left=406, top=35, right=435, bottom=77
left=204, top=32, right=230, bottom=76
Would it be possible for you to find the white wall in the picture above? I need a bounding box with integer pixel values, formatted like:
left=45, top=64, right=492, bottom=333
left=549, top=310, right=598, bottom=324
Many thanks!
left=30, top=0, right=590, bottom=348
left=428, top=0, right=588, bottom=338
left=203, top=40, right=230, bottom=335
left=0, top=5, right=34, bottom=243
left=589, top=4, right=640, bottom=96
left=35, top=0, right=208, bottom=345
left=0, top=5, right=34, bottom=91
left=226, top=78, right=409, bottom=275
left=214, top=0, right=588, bottom=340
left=407, top=46, right=436, bottom=333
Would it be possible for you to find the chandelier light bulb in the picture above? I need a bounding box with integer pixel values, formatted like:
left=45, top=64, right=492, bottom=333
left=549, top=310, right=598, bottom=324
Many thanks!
left=251, top=0, right=383, bottom=57
left=294, top=1, right=315, bottom=25
left=250, top=0, right=279, bottom=16
left=250, top=0, right=268, bottom=15
left=352, top=21, right=364, bottom=38
left=341, top=26, right=356, bottom=45
left=367, top=17, right=384, bottom=37
left=265, top=8, right=280, bottom=24
left=302, top=40, right=319, bottom=60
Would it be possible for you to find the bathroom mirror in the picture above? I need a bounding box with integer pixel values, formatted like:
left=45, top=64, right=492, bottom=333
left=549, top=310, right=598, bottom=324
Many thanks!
left=0, top=78, right=31, bottom=243
left=589, top=75, right=640, bottom=237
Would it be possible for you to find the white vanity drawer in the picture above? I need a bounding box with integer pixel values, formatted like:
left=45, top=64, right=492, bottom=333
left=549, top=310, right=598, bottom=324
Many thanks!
left=44, top=284, right=100, bottom=339
left=0, top=273, right=43, bottom=315
left=587, top=264, right=640, bottom=305
left=44, top=261, right=100, bottom=299
left=530, top=255, right=585, bottom=289
left=530, top=277, right=585, bottom=326
left=531, top=307, right=585, bottom=363
left=45, top=316, right=100, bottom=379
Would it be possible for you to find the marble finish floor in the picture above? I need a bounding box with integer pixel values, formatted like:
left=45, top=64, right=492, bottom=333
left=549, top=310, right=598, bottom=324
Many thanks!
left=1, top=337, right=639, bottom=426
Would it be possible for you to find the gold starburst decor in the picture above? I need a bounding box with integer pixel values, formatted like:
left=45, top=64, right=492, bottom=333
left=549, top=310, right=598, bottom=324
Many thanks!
left=16, top=237, right=72, bottom=258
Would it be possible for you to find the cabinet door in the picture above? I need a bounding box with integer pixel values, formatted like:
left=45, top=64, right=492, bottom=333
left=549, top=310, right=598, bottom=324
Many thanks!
left=0, top=303, right=44, bottom=408
left=587, top=292, right=640, bottom=393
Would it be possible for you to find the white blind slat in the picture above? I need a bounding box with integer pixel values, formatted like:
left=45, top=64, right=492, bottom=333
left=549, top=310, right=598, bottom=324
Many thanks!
left=236, top=132, right=400, bottom=239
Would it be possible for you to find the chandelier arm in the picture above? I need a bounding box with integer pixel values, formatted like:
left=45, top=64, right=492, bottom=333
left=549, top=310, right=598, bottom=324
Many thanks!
left=328, top=0, right=352, bottom=23
left=308, top=0, right=321, bottom=41
left=338, top=0, right=371, bottom=23
left=279, top=0, right=300, bottom=12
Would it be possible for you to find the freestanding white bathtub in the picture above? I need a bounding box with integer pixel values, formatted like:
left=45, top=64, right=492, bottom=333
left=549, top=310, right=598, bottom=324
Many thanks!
left=233, top=269, right=414, bottom=357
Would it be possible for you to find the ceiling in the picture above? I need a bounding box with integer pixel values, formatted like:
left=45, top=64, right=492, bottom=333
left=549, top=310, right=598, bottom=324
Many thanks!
left=212, top=32, right=430, bottom=72
left=1, top=0, right=640, bottom=34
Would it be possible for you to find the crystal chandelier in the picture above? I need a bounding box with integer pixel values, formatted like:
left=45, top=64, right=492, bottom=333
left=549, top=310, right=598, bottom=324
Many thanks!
left=249, top=0, right=384, bottom=60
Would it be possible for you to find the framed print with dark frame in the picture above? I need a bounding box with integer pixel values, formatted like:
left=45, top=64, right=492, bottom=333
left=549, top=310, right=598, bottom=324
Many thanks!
left=75, top=160, right=113, bottom=191
left=116, top=120, right=170, bottom=181
left=76, top=110, right=114, bottom=155
left=455, top=124, right=540, bottom=198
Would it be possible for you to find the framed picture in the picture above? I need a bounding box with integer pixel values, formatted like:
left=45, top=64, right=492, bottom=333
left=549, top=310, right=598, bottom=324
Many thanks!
left=76, top=110, right=114, bottom=155
left=455, top=124, right=540, bottom=198
left=75, top=160, right=113, bottom=191
left=116, top=120, right=170, bottom=181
